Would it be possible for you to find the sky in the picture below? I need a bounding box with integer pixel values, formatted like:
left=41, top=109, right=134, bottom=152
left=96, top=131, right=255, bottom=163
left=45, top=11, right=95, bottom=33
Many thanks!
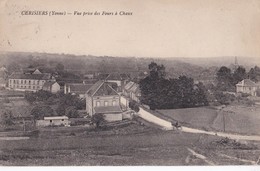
left=0, top=0, right=260, bottom=58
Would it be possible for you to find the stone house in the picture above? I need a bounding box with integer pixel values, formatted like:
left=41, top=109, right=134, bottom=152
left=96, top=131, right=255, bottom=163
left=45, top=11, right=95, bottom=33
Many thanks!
left=86, top=81, right=123, bottom=122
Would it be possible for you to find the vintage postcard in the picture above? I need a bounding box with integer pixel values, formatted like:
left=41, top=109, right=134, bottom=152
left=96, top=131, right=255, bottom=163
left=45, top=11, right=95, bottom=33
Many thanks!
left=0, top=0, right=260, bottom=168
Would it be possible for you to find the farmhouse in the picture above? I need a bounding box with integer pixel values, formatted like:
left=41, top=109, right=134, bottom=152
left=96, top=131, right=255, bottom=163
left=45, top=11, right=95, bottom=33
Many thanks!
left=36, top=116, right=69, bottom=127
left=123, top=81, right=141, bottom=103
left=86, top=80, right=123, bottom=122
left=236, top=79, right=260, bottom=96
left=8, top=71, right=55, bottom=92
left=64, top=83, right=93, bottom=98
left=105, top=73, right=130, bottom=92
left=42, top=81, right=60, bottom=93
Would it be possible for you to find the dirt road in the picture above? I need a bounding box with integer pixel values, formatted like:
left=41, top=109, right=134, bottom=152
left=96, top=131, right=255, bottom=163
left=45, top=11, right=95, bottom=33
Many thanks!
left=181, top=126, right=260, bottom=141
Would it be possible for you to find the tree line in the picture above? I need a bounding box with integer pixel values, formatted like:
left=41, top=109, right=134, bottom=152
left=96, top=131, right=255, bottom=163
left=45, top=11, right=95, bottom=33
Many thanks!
left=216, top=65, right=260, bottom=92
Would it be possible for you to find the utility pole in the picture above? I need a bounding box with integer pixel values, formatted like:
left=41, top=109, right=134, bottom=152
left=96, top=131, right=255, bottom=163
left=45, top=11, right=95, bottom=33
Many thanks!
left=223, top=111, right=226, bottom=132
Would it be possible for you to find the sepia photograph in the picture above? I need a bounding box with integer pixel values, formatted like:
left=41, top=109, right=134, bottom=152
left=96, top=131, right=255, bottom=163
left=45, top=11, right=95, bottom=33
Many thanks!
left=0, top=0, right=260, bottom=168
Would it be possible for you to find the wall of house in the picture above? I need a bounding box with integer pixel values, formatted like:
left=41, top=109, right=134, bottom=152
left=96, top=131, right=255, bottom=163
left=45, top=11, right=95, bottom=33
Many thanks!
left=36, top=119, right=69, bottom=127
left=92, top=95, right=120, bottom=108
left=8, top=79, right=46, bottom=91
left=51, top=83, right=60, bottom=93
left=237, top=85, right=257, bottom=96
left=86, top=95, right=93, bottom=116
left=104, top=113, right=123, bottom=122
left=120, top=95, right=129, bottom=109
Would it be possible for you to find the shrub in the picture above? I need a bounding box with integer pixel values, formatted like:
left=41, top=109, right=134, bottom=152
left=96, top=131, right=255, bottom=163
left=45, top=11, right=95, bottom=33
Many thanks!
left=241, top=93, right=250, bottom=98
left=129, top=100, right=140, bottom=112
left=1, top=110, right=15, bottom=126
left=91, top=113, right=105, bottom=128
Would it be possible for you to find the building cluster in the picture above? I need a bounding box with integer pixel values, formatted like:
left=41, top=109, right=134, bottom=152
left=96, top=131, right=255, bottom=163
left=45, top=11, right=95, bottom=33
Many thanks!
left=4, top=64, right=260, bottom=126
left=3, top=67, right=142, bottom=124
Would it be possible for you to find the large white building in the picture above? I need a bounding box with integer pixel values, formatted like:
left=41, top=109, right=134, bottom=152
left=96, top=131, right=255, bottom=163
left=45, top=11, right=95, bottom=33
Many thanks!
left=8, top=71, right=55, bottom=92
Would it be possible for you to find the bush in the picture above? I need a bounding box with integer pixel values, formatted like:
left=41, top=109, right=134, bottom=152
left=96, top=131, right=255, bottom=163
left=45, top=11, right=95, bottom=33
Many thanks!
left=65, top=106, right=79, bottom=118
left=1, top=110, right=15, bottom=126
left=241, top=93, right=250, bottom=98
left=129, top=100, right=140, bottom=112
left=91, top=113, right=105, bottom=128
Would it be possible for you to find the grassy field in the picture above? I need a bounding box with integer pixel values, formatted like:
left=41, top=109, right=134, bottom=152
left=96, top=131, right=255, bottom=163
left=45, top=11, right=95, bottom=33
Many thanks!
left=0, top=125, right=259, bottom=166
left=158, top=104, right=260, bottom=136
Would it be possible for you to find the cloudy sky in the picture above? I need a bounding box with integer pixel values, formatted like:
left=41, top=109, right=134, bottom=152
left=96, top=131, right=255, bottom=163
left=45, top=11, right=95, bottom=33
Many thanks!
left=0, top=0, right=260, bottom=58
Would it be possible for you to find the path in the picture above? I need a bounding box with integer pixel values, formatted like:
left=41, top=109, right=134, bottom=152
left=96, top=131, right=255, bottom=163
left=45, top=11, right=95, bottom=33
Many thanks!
left=181, top=126, right=260, bottom=141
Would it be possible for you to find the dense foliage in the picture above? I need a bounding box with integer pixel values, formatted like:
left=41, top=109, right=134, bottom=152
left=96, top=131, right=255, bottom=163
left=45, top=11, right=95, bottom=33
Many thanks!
left=91, top=113, right=105, bottom=128
left=25, top=90, right=85, bottom=119
left=216, top=66, right=247, bottom=91
left=139, top=62, right=209, bottom=110
left=129, top=100, right=140, bottom=112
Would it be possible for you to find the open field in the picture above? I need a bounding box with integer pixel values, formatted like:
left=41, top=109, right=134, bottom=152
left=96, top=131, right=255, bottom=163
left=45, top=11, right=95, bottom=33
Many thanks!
left=0, top=126, right=259, bottom=166
left=158, top=104, right=260, bottom=136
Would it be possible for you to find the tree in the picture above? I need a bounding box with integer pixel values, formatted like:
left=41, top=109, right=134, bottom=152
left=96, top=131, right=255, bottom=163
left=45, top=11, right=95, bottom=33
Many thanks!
left=193, top=82, right=209, bottom=106
left=129, top=100, right=140, bottom=112
left=140, top=62, right=209, bottom=110
left=1, top=110, right=14, bottom=126
left=216, top=66, right=234, bottom=91
left=55, top=63, right=65, bottom=72
left=91, top=113, right=105, bottom=128
left=233, top=66, right=247, bottom=85
left=31, top=105, right=54, bottom=120
left=65, top=106, right=79, bottom=118
left=248, top=66, right=260, bottom=82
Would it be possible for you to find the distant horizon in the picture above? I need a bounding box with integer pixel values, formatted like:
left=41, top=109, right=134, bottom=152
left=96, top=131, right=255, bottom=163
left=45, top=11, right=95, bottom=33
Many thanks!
left=1, top=50, right=259, bottom=60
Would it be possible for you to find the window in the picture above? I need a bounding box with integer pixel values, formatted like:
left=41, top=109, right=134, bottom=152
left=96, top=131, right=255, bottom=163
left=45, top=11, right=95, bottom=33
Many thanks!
left=104, top=101, right=108, bottom=106
left=37, top=80, right=39, bottom=85
left=29, top=86, right=31, bottom=89
left=21, top=86, right=23, bottom=88
left=21, top=80, right=23, bottom=84
left=24, top=86, right=27, bottom=88
left=50, top=120, right=52, bottom=123
left=13, top=80, right=15, bottom=84
left=62, top=119, right=64, bottom=121
left=29, top=80, right=31, bottom=84
left=25, top=80, right=27, bottom=84
left=112, top=100, right=117, bottom=106
left=96, top=101, right=100, bottom=107
left=33, top=86, right=35, bottom=89
left=37, top=86, right=39, bottom=89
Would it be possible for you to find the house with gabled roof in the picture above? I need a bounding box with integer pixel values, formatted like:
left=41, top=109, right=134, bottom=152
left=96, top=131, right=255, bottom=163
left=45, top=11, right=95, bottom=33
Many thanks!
left=86, top=80, right=123, bottom=122
left=64, top=83, right=93, bottom=98
left=236, top=79, right=260, bottom=96
left=123, top=81, right=141, bottom=103
left=42, top=81, right=60, bottom=93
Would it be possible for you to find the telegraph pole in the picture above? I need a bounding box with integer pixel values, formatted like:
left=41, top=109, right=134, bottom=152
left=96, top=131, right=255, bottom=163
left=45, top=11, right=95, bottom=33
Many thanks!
left=223, top=111, right=225, bottom=132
